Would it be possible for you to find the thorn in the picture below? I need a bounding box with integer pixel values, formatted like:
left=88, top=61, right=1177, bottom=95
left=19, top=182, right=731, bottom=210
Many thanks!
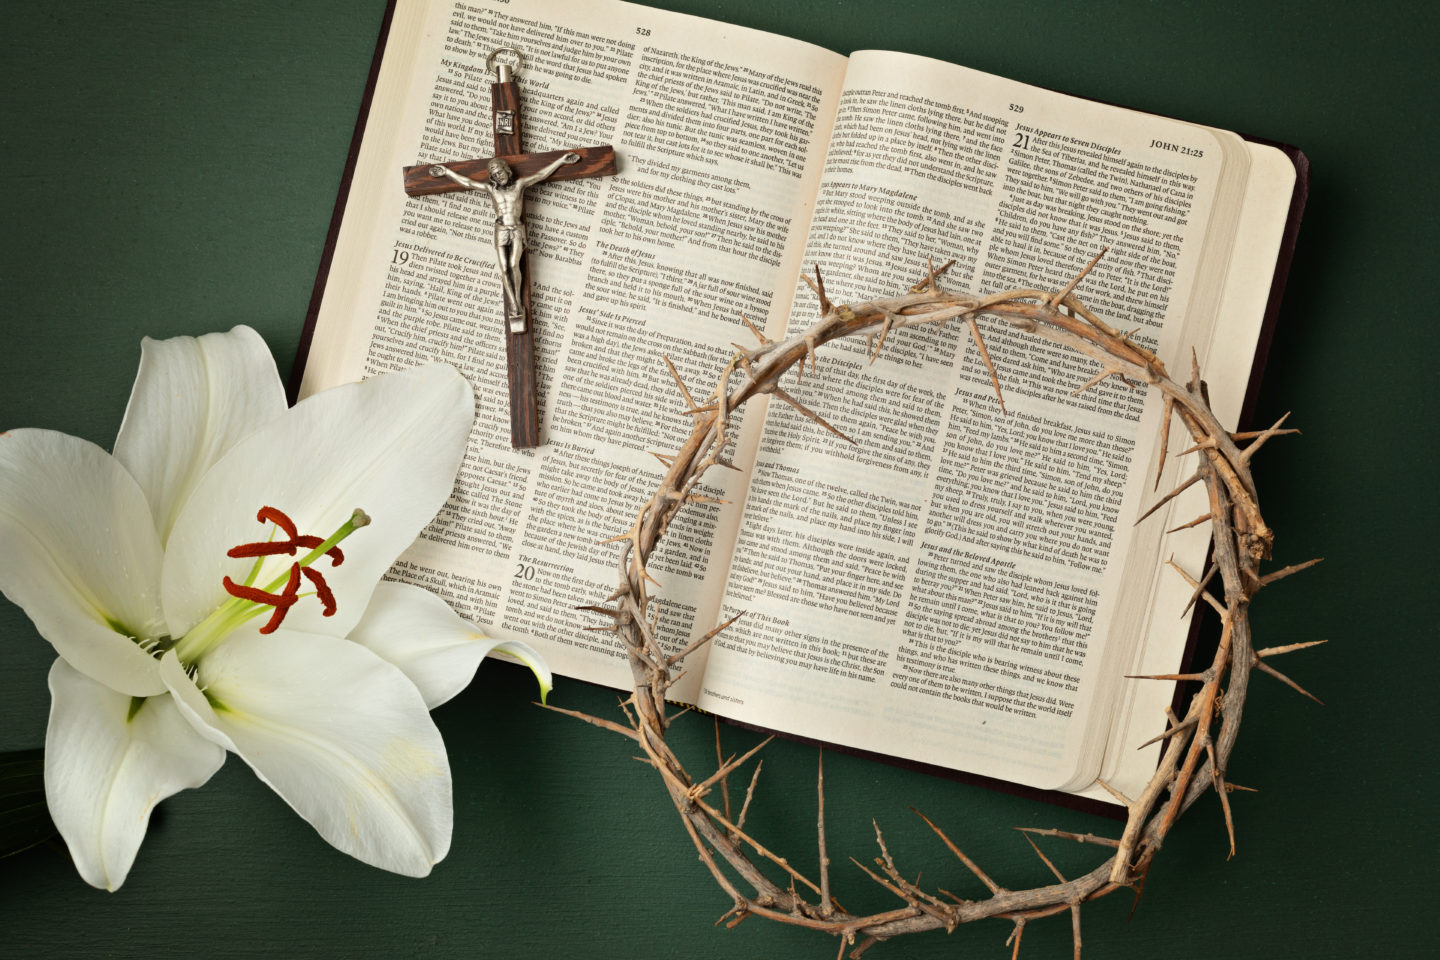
left=1048, top=247, right=1108, bottom=308
left=735, top=759, right=763, bottom=833
left=1125, top=672, right=1206, bottom=683
left=1095, top=779, right=1132, bottom=806
left=920, top=257, right=937, bottom=293
left=1007, top=917, right=1026, bottom=960
left=1136, top=716, right=1198, bottom=749
left=851, top=935, right=881, bottom=959
left=870, top=312, right=896, bottom=363
left=1254, top=658, right=1324, bottom=704
left=611, top=693, right=636, bottom=724
left=575, top=604, right=623, bottom=619
left=933, top=257, right=956, bottom=288
left=1015, top=827, right=1120, bottom=848
left=666, top=611, right=745, bottom=666
left=1258, top=557, right=1323, bottom=587
left=797, top=333, right=819, bottom=384
left=1127, top=865, right=1150, bottom=921
left=1154, top=396, right=1175, bottom=490
left=801, top=264, right=833, bottom=315
left=966, top=315, right=1007, bottom=413
left=1135, top=471, right=1203, bottom=525
left=739, top=313, right=770, bottom=345
left=1071, top=366, right=1114, bottom=396
left=661, top=354, right=698, bottom=410
left=649, top=451, right=675, bottom=468
left=1019, top=832, right=1067, bottom=883
left=1238, top=411, right=1295, bottom=462
left=1255, top=639, right=1327, bottom=658
left=1206, top=741, right=1237, bottom=858
left=537, top=702, right=641, bottom=741
left=1179, top=562, right=1220, bottom=617
left=1166, top=512, right=1212, bottom=533
left=849, top=856, right=907, bottom=901
left=714, top=904, right=745, bottom=928
left=1165, top=557, right=1226, bottom=616
left=912, top=808, right=1002, bottom=894
left=817, top=749, right=834, bottom=918
left=692, top=736, right=773, bottom=800
left=1175, top=437, right=1220, bottom=457
left=771, top=386, right=857, bottom=444
left=910, top=257, right=956, bottom=293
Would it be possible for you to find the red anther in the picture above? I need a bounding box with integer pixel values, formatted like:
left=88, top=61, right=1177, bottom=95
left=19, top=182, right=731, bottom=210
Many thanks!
left=222, top=507, right=349, bottom=632
left=301, top=566, right=337, bottom=617
left=227, top=541, right=300, bottom=559
left=222, top=564, right=302, bottom=634
left=255, top=506, right=299, bottom=539
left=227, top=507, right=343, bottom=565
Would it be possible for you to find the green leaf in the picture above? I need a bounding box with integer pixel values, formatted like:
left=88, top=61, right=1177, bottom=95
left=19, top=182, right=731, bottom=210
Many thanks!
left=0, top=748, right=58, bottom=858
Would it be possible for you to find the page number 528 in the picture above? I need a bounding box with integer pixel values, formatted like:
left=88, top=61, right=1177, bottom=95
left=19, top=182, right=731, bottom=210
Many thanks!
left=636, top=26, right=651, bottom=35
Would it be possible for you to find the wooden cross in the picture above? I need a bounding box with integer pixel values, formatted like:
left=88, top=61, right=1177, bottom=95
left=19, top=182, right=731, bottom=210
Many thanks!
left=402, top=48, right=616, bottom=448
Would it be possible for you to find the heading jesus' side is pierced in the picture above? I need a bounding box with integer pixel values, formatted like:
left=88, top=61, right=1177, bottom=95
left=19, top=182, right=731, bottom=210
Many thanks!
left=402, top=47, right=617, bottom=448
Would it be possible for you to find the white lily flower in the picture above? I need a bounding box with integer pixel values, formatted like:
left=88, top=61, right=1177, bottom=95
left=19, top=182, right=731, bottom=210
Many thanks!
left=0, top=326, right=550, bottom=890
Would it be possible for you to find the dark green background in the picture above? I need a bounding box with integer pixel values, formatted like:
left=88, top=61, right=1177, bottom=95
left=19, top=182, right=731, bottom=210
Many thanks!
left=1, top=1, right=1433, bottom=957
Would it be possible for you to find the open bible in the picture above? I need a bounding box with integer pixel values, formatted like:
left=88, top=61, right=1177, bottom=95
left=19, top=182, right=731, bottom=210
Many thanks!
left=294, top=0, right=1306, bottom=805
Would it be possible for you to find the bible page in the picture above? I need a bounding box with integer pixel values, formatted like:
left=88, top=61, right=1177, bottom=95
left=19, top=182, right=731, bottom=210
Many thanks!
left=694, top=50, right=1241, bottom=792
left=295, top=0, right=846, bottom=696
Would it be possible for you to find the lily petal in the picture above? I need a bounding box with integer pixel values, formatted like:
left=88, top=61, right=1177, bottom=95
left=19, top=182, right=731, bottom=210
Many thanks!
left=160, top=634, right=452, bottom=877
left=45, top=659, right=225, bottom=891
left=114, top=326, right=287, bottom=545
left=161, top=363, right=474, bottom=641
left=0, top=430, right=168, bottom=696
left=349, top=580, right=553, bottom=708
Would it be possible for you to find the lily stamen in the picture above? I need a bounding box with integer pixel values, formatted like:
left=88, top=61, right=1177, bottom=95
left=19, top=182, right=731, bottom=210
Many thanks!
left=223, top=563, right=301, bottom=633
left=176, top=507, right=369, bottom=659
left=227, top=505, right=347, bottom=565
left=300, top=565, right=337, bottom=617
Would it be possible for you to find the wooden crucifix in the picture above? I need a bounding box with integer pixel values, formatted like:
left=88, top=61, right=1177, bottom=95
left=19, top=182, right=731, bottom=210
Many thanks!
left=403, top=48, right=616, bottom=448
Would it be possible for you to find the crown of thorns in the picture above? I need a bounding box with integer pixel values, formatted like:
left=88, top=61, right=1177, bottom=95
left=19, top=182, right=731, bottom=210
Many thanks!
left=555, top=253, right=1319, bottom=958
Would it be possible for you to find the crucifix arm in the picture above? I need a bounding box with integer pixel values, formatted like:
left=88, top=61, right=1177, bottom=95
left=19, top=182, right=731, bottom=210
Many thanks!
left=403, top=147, right=616, bottom=197
left=429, top=164, right=482, bottom=190
left=514, top=151, right=581, bottom=189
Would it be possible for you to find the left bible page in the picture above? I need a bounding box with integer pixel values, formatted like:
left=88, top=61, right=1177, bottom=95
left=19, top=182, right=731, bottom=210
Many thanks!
left=295, top=0, right=846, bottom=694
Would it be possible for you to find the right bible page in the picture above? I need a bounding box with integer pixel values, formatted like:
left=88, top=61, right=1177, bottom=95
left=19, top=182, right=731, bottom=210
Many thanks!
left=695, top=50, right=1237, bottom=792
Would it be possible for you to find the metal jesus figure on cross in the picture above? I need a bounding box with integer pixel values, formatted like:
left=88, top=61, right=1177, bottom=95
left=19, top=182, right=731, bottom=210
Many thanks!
left=429, top=152, right=581, bottom=335
left=403, top=48, right=617, bottom=447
